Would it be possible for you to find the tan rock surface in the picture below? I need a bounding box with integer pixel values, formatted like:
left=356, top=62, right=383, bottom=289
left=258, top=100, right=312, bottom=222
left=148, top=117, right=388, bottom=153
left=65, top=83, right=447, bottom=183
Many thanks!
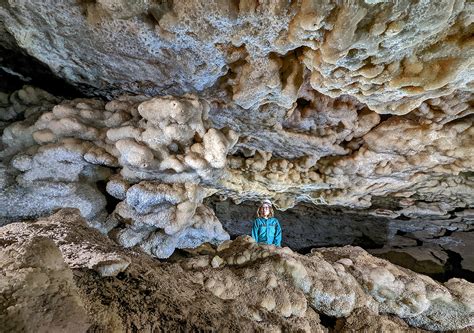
left=1, top=2, right=473, bottom=331
left=0, top=2, right=472, bottom=213
left=0, top=83, right=472, bottom=261
left=0, top=0, right=473, bottom=218
left=1, top=1, right=472, bottom=108
left=1, top=210, right=472, bottom=331
left=0, top=232, right=90, bottom=332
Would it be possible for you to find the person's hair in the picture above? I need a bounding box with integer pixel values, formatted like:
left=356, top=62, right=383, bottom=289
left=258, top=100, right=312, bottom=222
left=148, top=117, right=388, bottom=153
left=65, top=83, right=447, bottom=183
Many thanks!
left=257, top=204, right=274, bottom=218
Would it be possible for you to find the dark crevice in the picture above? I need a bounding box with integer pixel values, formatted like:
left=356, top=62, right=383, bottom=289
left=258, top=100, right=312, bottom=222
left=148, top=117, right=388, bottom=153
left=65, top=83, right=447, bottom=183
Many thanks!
left=296, top=234, right=384, bottom=255
left=446, top=206, right=466, bottom=219
left=296, top=97, right=311, bottom=109
left=429, top=228, right=455, bottom=239
left=442, top=250, right=474, bottom=282
left=379, top=114, right=392, bottom=122
left=0, top=69, right=25, bottom=93
left=442, top=113, right=474, bottom=127
left=0, top=45, right=85, bottom=98
left=318, top=312, right=338, bottom=331
left=96, top=180, right=121, bottom=214
left=394, top=214, right=411, bottom=220
left=369, top=195, right=403, bottom=211
left=351, top=234, right=384, bottom=249
left=297, top=246, right=315, bottom=255
left=448, top=206, right=467, bottom=220
left=375, top=248, right=474, bottom=282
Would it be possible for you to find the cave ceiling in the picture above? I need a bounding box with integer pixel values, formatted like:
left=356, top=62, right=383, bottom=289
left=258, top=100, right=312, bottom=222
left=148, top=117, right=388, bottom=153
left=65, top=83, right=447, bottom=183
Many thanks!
left=0, top=0, right=473, bottom=256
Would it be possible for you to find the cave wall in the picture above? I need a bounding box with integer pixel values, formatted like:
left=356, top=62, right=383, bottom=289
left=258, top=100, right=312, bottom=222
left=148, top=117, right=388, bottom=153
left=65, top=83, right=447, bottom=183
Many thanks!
left=0, top=2, right=473, bottom=330
left=1, top=0, right=473, bottom=210
left=0, top=1, right=473, bottom=261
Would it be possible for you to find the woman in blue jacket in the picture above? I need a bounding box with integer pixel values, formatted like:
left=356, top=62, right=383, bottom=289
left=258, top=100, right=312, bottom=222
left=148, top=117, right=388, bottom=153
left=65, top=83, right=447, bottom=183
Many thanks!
left=251, top=199, right=282, bottom=246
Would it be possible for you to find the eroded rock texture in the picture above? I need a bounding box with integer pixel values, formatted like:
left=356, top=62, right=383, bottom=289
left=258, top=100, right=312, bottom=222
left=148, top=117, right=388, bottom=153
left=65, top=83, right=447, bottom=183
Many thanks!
left=0, top=1, right=473, bottom=327
left=1, top=82, right=472, bottom=258
left=1, top=1, right=473, bottom=218
left=0, top=1, right=472, bottom=104
left=0, top=86, right=235, bottom=258
left=1, top=210, right=473, bottom=331
left=0, top=234, right=90, bottom=332
left=211, top=199, right=474, bottom=281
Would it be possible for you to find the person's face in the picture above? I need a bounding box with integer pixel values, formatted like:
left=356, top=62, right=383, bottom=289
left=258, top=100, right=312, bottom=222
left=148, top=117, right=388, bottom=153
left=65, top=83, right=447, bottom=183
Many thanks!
left=261, top=205, right=271, bottom=216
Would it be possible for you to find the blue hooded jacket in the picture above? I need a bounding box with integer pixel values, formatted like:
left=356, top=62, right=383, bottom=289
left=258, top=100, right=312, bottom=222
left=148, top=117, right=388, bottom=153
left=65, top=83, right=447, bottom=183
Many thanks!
left=251, top=217, right=282, bottom=246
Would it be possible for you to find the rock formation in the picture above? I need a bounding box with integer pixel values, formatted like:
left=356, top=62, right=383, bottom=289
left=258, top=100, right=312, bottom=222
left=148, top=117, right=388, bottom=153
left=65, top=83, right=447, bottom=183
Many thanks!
left=1, top=1, right=472, bottom=106
left=1, top=0, right=472, bottom=216
left=0, top=0, right=473, bottom=330
left=212, top=199, right=474, bottom=280
left=1, top=210, right=473, bottom=331
left=0, top=86, right=235, bottom=257
left=1, top=83, right=472, bottom=263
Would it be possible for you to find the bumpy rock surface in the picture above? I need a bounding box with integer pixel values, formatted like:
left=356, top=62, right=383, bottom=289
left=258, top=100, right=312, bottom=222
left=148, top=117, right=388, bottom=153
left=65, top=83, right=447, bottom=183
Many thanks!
left=0, top=223, right=90, bottom=332
left=1, top=2, right=473, bottom=331
left=1, top=210, right=473, bottom=332
left=212, top=199, right=474, bottom=280
left=1, top=0, right=473, bottom=220
left=0, top=86, right=234, bottom=257
left=1, top=1, right=472, bottom=106
left=1, top=84, right=472, bottom=252
left=1, top=1, right=473, bottom=213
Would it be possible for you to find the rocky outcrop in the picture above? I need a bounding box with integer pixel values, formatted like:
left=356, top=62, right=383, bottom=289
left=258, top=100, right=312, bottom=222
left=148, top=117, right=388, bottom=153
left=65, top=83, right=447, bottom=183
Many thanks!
left=1, top=1, right=472, bottom=108
left=1, top=82, right=472, bottom=256
left=1, top=2, right=472, bottom=330
left=0, top=223, right=90, bottom=332
left=1, top=210, right=473, bottom=331
left=108, top=182, right=229, bottom=258
left=0, top=86, right=234, bottom=257
left=1, top=0, right=473, bottom=217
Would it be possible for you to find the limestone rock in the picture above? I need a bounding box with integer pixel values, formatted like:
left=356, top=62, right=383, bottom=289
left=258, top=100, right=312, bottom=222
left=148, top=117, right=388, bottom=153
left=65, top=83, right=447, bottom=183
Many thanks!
left=334, top=307, right=422, bottom=332
left=0, top=209, right=131, bottom=277
left=1, top=80, right=473, bottom=224
left=1, top=1, right=472, bottom=112
left=5, top=211, right=474, bottom=331
left=0, top=210, right=325, bottom=332
left=4, top=213, right=472, bottom=332
left=109, top=182, right=230, bottom=258
left=370, top=246, right=449, bottom=277
left=316, top=245, right=474, bottom=331
left=0, top=234, right=90, bottom=332
left=1, top=1, right=474, bottom=303
left=0, top=92, right=235, bottom=256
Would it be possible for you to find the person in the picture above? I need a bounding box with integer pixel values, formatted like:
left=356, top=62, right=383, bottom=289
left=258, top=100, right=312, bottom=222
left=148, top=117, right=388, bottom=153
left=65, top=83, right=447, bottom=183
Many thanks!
left=251, top=199, right=282, bottom=246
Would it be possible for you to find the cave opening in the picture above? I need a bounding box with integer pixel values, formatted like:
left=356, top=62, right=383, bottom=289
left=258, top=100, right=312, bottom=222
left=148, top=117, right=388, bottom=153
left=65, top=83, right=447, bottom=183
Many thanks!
left=0, top=45, right=85, bottom=98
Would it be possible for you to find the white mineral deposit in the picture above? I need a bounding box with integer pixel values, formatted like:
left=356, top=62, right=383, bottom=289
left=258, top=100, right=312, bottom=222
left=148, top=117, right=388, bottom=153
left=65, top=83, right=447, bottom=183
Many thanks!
left=0, top=1, right=472, bottom=331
